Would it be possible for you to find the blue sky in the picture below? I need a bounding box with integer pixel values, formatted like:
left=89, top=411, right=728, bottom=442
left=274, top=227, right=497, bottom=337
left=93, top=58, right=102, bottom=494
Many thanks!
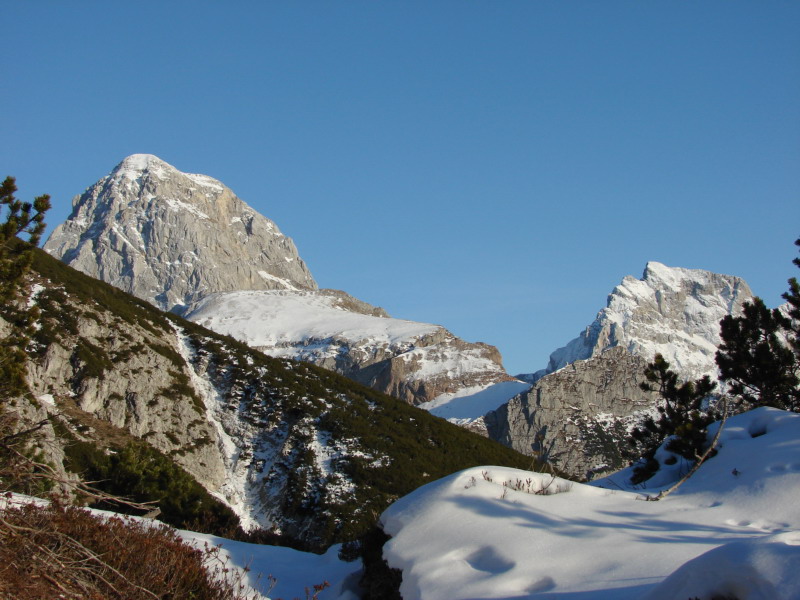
left=3, top=1, right=799, bottom=375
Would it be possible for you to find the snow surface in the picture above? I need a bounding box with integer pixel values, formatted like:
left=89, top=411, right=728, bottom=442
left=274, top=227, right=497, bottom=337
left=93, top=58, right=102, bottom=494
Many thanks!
left=380, top=408, right=800, bottom=599
left=419, top=380, right=532, bottom=423
left=179, top=531, right=361, bottom=600
left=184, top=290, right=440, bottom=350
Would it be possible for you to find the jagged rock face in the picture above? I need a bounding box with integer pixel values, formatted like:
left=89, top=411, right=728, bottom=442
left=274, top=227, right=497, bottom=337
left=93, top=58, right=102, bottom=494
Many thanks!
left=43, top=154, right=317, bottom=312
left=184, top=289, right=513, bottom=405
left=532, top=262, right=753, bottom=382
left=486, top=347, right=656, bottom=480
left=491, top=263, right=755, bottom=479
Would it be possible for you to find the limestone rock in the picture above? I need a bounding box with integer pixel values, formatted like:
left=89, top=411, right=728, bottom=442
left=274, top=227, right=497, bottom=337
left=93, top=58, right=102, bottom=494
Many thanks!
left=44, top=154, right=316, bottom=312
left=486, top=347, right=655, bottom=480
left=19, top=278, right=228, bottom=494
left=490, top=263, right=755, bottom=479
left=530, top=262, right=753, bottom=383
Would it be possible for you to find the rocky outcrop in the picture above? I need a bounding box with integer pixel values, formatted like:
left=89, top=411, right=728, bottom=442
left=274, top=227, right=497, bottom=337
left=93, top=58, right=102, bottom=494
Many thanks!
left=351, top=330, right=512, bottom=405
left=44, top=154, right=316, bottom=312
left=530, top=262, right=753, bottom=383
left=486, top=347, right=655, bottom=480
left=21, top=274, right=228, bottom=494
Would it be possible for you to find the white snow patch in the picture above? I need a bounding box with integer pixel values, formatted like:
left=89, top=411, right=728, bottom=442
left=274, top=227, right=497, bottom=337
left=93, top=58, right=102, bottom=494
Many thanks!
left=381, top=408, right=800, bottom=599
left=644, top=532, right=800, bottom=600
left=257, top=271, right=299, bottom=291
left=180, top=531, right=361, bottom=600
left=163, top=197, right=210, bottom=220
left=419, top=380, right=531, bottom=421
left=184, top=172, right=225, bottom=192
left=27, top=283, right=45, bottom=309
left=184, top=290, right=440, bottom=350
left=37, top=394, right=55, bottom=407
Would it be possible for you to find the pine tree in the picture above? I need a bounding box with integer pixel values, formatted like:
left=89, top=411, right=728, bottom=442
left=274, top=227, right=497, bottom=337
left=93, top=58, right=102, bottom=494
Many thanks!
left=715, top=238, right=800, bottom=411
left=0, top=176, right=51, bottom=400
left=0, top=176, right=51, bottom=302
left=628, top=354, right=718, bottom=484
left=782, top=238, right=800, bottom=351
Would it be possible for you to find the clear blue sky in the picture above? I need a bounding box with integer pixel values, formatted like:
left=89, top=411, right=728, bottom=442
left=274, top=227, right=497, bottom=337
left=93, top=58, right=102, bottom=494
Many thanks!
left=3, top=1, right=799, bottom=375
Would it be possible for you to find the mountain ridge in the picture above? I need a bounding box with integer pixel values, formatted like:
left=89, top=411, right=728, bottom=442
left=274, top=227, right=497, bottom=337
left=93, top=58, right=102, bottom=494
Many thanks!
left=43, top=154, right=521, bottom=407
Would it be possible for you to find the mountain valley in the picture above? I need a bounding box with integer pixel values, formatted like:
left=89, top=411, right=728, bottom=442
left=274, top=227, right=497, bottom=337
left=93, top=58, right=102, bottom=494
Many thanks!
left=3, top=154, right=796, bottom=599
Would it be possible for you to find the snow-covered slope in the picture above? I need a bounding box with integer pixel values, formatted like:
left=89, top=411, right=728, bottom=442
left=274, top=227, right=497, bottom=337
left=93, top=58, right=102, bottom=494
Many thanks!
left=185, top=290, right=439, bottom=353
left=179, top=531, right=361, bottom=600
left=532, top=261, right=753, bottom=381
left=381, top=407, right=800, bottom=600
left=44, top=154, right=317, bottom=312
left=184, top=289, right=518, bottom=406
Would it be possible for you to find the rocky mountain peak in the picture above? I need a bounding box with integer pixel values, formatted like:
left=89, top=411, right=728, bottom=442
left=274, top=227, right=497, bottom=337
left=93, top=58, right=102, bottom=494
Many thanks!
left=44, top=154, right=317, bottom=312
left=113, top=153, right=169, bottom=175
left=535, top=262, right=753, bottom=382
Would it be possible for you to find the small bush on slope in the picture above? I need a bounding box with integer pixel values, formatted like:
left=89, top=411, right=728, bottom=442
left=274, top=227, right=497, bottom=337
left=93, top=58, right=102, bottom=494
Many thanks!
left=63, top=437, right=241, bottom=535
left=0, top=501, right=256, bottom=600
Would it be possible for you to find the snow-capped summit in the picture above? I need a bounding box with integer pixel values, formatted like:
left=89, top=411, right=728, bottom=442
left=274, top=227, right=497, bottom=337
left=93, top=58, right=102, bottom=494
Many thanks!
left=113, top=153, right=167, bottom=176
left=44, top=155, right=317, bottom=311
left=533, top=261, right=753, bottom=381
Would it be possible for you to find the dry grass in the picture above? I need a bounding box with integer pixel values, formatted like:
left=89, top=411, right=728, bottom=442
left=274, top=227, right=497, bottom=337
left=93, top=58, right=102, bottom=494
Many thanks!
left=0, top=499, right=258, bottom=600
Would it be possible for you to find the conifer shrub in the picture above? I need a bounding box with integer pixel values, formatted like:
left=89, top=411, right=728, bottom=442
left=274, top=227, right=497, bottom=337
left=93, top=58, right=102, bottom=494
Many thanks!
left=628, top=354, right=719, bottom=484
left=63, top=438, right=240, bottom=536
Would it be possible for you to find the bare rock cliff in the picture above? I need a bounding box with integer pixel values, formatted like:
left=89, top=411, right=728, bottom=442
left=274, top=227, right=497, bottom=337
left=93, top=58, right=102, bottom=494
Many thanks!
left=530, top=262, right=753, bottom=383
left=43, top=154, right=316, bottom=312
left=486, top=346, right=655, bottom=480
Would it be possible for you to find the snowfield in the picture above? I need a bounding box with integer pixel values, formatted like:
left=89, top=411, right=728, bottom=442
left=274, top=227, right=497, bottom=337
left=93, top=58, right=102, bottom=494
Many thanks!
left=178, top=532, right=362, bottom=600
left=418, top=380, right=532, bottom=423
left=380, top=407, right=800, bottom=599
left=184, top=290, right=440, bottom=350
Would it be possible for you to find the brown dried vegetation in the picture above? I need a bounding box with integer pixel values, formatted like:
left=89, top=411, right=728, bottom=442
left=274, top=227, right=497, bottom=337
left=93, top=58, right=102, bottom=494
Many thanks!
left=0, top=500, right=257, bottom=600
